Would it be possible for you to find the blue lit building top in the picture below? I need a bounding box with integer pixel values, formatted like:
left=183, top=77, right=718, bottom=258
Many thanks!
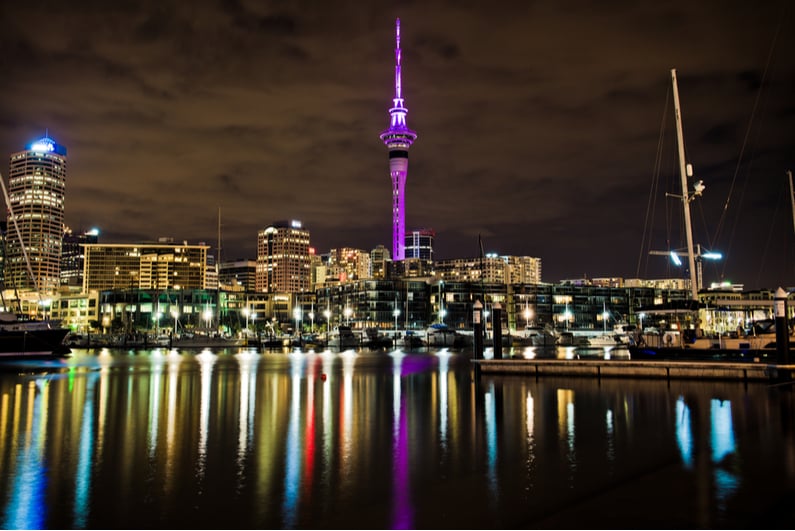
left=26, top=136, right=67, bottom=156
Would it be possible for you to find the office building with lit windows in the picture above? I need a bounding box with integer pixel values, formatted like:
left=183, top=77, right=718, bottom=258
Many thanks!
left=61, top=227, right=99, bottom=288
left=433, top=254, right=542, bottom=284
left=219, top=259, right=257, bottom=292
left=256, top=220, right=311, bottom=293
left=5, top=136, right=67, bottom=294
left=82, top=242, right=208, bottom=292
left=327, top=248, right=371, bottom=283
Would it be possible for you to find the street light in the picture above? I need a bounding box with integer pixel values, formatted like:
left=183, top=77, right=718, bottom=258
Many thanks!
left=243, top=307, right=250, bottom=333
left=171, top=308, right=179, bottom=335
left=393, top=308, right=400, bottom=332
left=523, top=307, right=532, bottom=330
left=309, top=311, right=315, bottom=334
left=203, top=308, right=213, bottom=331
left=154, top=311, right=163, bottom=334
left=344, top=306, right=352, bottom=326
left=293, top=306, right=302, bottom=337
left=323, top=308, right=331, bottom=342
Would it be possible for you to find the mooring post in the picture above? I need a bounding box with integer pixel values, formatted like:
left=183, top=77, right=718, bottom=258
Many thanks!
left=473, top=300, right=484, bottom=360
left=775, top=287, right=789, bottom=364
left=493, top=303, right=503, bottom=359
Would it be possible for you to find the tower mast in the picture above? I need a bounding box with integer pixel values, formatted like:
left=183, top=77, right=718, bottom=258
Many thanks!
left=380, top=18, right=417, bottom=261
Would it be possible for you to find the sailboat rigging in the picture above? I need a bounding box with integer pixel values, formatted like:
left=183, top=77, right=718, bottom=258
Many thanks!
left=630, top=70, right=793, bottom=360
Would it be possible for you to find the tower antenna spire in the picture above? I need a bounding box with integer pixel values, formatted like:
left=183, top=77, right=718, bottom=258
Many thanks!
left=380, top=17, right=417, bottom=261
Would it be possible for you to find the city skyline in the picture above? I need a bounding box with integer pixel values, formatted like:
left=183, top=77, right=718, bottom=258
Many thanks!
left=1, top=1, right=793, bottom=289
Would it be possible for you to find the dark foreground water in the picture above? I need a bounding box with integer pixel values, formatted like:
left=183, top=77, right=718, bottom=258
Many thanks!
left=1, top=346, right=794, bottom=529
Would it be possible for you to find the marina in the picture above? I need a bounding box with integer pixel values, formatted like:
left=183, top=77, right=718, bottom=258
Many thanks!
left=1, top=346, right=793, bottom=529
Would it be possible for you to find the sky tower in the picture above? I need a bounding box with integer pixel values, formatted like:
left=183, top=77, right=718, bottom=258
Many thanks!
left=380, top=17, right=417, bottom=262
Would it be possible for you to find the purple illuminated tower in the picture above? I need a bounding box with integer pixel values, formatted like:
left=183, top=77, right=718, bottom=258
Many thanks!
left=380, top=18, right=417, bottom=261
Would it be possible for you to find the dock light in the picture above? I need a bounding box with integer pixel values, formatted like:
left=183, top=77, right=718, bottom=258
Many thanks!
left=670, top=251, right=683, bottom=266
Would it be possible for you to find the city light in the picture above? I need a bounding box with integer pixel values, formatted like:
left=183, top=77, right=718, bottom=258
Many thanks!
left=293, top=307, right=302, bottom=335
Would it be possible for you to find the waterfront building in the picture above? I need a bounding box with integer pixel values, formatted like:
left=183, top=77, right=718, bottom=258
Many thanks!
left=49, top=290, right=100, bottom=332
left=315, top=279, right=430, bottom=331
left=370, top=244, right=391, bottom=279
left=327, top=248, right=371, bottom=283
left=82, top=242, right=208, bottom=292
left=433, top=254, right=542, bottom=284
left=219, top=259, right=256, bottom=292
left=205, top=252, right=218, bottom=291
left=591, top=277, right=624, bottom=288
left=5, top=135, right=67, bottom=294
left=61, top=227, right=98, bottom=288
left=624, top=277, right=690, bottom=291
left=394, top=257, right=433, bottom=279
left=380, top=18, right=417, bottom=261
left=256, top=220, right=311, bottom=294
left=405, top=228, right=434, bottom=261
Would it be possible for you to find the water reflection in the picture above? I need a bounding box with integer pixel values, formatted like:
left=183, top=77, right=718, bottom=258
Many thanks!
left=0, top=348, right=793, bottom=529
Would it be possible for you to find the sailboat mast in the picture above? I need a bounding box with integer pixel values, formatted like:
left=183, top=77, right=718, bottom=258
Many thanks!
left=216, top=207, right=221, bottom=330
left=671, top=69, right=699, bottom=301
left=788, top=170, right=795, bottom=236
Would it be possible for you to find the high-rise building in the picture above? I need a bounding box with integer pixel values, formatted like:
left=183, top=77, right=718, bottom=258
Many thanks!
left=380, top=18, right=417, bottom=262
left=370, top=244, right=391, bottom=279
left=61, top=227, right=99, bottom=288
left=5, top=136, right=67, bottom=294
left=256, top=220, right=311, bottom=293
left=219, top=259, right=257, bottom=292
left=405, top=228, right=434, bottom=261
left=327, top=248, right=371, bottom=283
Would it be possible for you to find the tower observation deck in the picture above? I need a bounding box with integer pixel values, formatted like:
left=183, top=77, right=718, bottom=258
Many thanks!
left=380, top=17, right=417, bottom=262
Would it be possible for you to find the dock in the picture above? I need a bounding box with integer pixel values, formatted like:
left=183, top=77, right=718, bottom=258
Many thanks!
left=472, top=358, right=795, bottom=383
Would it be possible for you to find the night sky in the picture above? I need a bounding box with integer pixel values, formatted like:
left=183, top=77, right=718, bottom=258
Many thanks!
left=1, top=0, right=793, bottom=289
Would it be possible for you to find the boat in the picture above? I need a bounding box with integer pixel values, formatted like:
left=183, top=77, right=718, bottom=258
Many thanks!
left=172, top=332, right=244, bottom=349
left=582, top=320, right=634, bottom=349
left=363, top=327, right=393, bottom=349
left=523, top=325, right=557, bottom=348
left=0, top=311, right=71, bottom=359
left=585, top=333, right=629, bottom=348
left=425, top=323, right=472, bottom=348
left=402, top=330, right=426, bottom=349
left=556, top=331, right=589, bottom=347
left=328, top=325, right=360, bottom=350
left=628, top=69, right=793, bottom=362
left=64, top=332, right=90, bottom=348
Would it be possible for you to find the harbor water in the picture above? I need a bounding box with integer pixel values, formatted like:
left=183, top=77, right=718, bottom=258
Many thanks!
left=1, top=346, right=794, bottom=529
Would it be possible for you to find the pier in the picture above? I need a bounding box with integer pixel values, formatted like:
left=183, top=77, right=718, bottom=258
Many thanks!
left=473, top=358, right=795, bottom=383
